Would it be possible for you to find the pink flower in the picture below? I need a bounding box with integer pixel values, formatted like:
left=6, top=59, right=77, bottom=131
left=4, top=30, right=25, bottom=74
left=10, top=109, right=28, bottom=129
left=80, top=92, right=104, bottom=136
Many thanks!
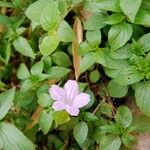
left=49, top=80, right=90, bottom=116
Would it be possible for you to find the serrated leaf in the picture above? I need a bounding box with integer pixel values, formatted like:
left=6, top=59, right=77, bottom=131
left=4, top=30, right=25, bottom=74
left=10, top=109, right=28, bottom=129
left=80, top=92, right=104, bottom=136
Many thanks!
left=115, top=105, right=133, bottom=128
left=17, top=63, right=30, bottom=80
left=13, top=36, right=35, bottom=58
left=0, top=122, right=35, bottom=150
left=0, top=88, right=15, bottom=120
left=73, top=121, right=88, bottom=146
left=39, top=34, right=60, bottom=56
left=120, top=0, right=142, bottom=22
left=108, top=22, right=132, bottom=50
left=39, top=110, right=54, bottom=134
left=134, top=81, right=150, bottom=117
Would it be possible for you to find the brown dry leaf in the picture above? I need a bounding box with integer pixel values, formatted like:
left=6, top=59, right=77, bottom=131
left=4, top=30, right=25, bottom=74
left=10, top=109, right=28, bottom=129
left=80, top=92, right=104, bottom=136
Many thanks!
left=72, top=17, right=83, bottom=80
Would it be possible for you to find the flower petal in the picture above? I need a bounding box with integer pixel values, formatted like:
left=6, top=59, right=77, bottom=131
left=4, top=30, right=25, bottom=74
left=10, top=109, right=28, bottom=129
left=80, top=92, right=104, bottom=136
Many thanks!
left=52, top=101, right=66, bottom=111
left=65, top=105, right=79, bottom=116
left=74, top=93, right=90, bottom=108
left=49, top=85, right=66, bottom=101
left=64, top=80, right=78, bottom=101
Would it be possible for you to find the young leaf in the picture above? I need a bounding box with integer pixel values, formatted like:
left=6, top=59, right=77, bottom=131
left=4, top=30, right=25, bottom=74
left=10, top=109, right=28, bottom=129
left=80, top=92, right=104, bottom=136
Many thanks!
left=0, top=88, right=15, bottom=120
left=39, top=34, right=60, bottom=56
left=90, top=70, right=100, bottom=83
left=115, top=105, right=133, bottom=128
left=13, top=36, right=35, bottom=58
left=73, top=121, right=88, bottom=146
left=108, top=22, right=132, bottom=50
left=31, top=60, right=43, bottom=75
left=39, top=110, right=54, bottom=134
left=134, top=81, right=150, bottom=117
left=17, top=63, right=30, bottom=80
left=120, top=0, right=142, bottom=22
left=0, top=122, right=35, bottom=150
left=83, top=112, right=98, bottom=122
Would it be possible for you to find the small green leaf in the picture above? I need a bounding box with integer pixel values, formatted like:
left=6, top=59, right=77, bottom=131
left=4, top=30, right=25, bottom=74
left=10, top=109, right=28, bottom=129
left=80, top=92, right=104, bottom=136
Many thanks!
left=0, top=122, right=35, bottom=150
left=100, top=102, right=112, bottom=117
left=83, top=112, right=98, bottom=122
left=39, top=110, right=54, bottom=134
left=134, top=81, right=150, bottom=117
left=90, top=70, right=100, bottom=83
left=57, top=20, right=74, bottom=42
left=107, top=80, right=128, bottom=98
left=39, top=34, right=60, bottom=56
left=0, top=88, right=15, bottom=120
left=115, top=105, right=133, bottom=128
left=73, top=121, right=88, bottom=146
left=38, top=93, right=53, bottom=108
left=48, top=66, right=70, bottom=79
left=17, top=63, right=30, bottom=80
left=31, top=60, right=43, bottom=75
left=108, top=22, right=132, bottom=50
left=120, top=0, right=142, bottom=22
left=54, top=110, right=70, bottom=126
left=13, top=36, right=35, bottom=58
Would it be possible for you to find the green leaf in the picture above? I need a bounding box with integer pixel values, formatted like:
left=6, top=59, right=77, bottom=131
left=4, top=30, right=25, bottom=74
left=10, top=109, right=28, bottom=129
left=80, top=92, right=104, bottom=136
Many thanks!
left=57, top=20, right=74, bottom=42
left=39, top=110, right=54, bottom=134
left=104, top=13, right=125, bottom=25
left=84, top=13, right=107, bottom=30
left=31, top=60, right=43, bottom=75
left=80, top=53, right=95, bottom=73
left=100, top=124, right=120, bottom=134
left=52, top=51, right=72, bottom=67
left=40, top=1, right=61, bottom=31
left=13, top=36, right=35, bottom=58
left=0, top=88, right=15, bottom=120
left=48, top=66, right=70, bottom=79
left=115, top=105, right=133, bottom=128
left=100, top=135, right=121, bottom=150
left=0, top=122, right=35, bottom=150
left=120, top=0, right=142, bottom=22
left=98, top=0, right=121, bottom=12
left=86, top=30, right=101, bottom=46
left=17, top=63, right=30, bottom=80
left=108, top=22, right=133, bottom=50
left=138, top=33, right=150, bottom=52
left=54, top=110, right=70, bottom=126
left=107, top=80, right=128, bottom=98
left=73, top=121, right=88, bottom=146
left=134, top=81, right=150, bottom=117
left=39, top=34, right=60, bottom=56
left=100, top=102, right=113, bottom=117
left=38, top=93, right=53, bottom=108
left=83, top=112, right=98, bottom=122
left=90, top=70, right=100, bottom=83
left=78, top=42, right=92, bottom=56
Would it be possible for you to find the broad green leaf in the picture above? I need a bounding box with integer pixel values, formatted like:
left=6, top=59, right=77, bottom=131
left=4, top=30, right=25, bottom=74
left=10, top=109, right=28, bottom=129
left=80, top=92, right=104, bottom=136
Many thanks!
left=84, top=13, right=107, bottom=30
left=52, top=51, right=72, bottom=67
left=17, top=63, right=30, bottom=80
left=0, top=122, right=35, bottom=150
left=98, top=0, right=121, bottom=12
left=86, top=30, right=101, bottom=46
left=138, top=33, right=150, bottom=52
left=48, top=66, right=70, bottom=79
left=100, top=135, right=121, bottom=150
left=57, top=20, right=74, bottom=42
left=80, top=53, right=95, bottom=73
left=0, top=88, right=15, bottom=120
left=54, top=110, right=70, bottom=126
left=39, top=34, right=60, bottom=56
left=108, top=22, right=132, bottom=50
left=114, top=67, right=144, bottom=85
left=134, top=81, right=150, bottom=117
left=73, top=121, right=88, bottom=146
left=115, top=105, right=133, bottom=128
left=13, top=36, right=35, bottom=58
left=120, top=0, right=142, bottom=22
left=107, top=80, right=128, bottom=98
left=38, top=93, right=53, bottom=108
left=100, top=124, right=120, bottom=134
left=31, top=60, right=43, bottom=75
left=90, top=70, right=100, bottom=83
left=40, top=1, right=61, bottom=31
left=39, top=110, right=54, bottom=134
left=104, top=13, right=125, bottom=25
left=78, top=42, right=92, bottom=56
left=83, top=112, right=98, bottom=122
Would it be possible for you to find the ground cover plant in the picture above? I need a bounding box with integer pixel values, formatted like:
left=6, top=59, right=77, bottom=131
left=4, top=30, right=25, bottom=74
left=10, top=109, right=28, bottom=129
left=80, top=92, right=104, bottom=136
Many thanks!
left=0, top=0, right=150, bottom=149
